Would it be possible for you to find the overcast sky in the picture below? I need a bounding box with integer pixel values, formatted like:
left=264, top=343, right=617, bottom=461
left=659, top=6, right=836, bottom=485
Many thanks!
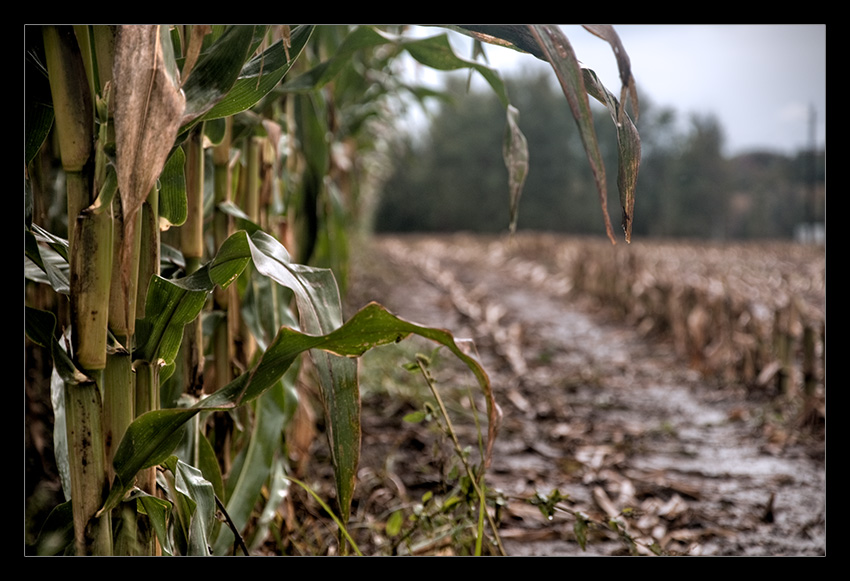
left=413, top=24, right=826, bottom=157
left=564, top=24, right=826, bottom=156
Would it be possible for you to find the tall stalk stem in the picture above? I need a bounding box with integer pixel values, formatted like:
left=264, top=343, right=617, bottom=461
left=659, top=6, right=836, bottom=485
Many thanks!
left=44, top=25, right=114, bottom=555
left=179, top=126, right=206, bottom=399
left=212, top=118, right=234, bottom=391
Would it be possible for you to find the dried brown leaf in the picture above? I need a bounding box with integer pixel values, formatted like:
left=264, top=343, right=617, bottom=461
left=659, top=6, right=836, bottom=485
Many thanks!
left=113, top=25, right=186, bottom=326
left=582, top=24, right=639, bottom=123
left=114, top=25, right=185, bottom=220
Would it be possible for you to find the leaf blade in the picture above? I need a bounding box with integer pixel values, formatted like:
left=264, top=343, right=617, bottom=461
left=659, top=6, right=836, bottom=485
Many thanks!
left=530, top=24, right=616, bottom=244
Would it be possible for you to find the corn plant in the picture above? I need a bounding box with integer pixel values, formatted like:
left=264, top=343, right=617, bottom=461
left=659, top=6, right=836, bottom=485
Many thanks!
left=25, top=25, right=640, bottom=555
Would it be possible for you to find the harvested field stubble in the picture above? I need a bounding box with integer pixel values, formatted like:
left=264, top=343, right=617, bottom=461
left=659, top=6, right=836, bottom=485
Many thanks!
left=518, top=235, right=825, bottom=403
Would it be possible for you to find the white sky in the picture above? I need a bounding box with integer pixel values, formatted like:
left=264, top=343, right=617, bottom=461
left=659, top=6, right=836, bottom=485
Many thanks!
left=408, top=24, right=826, bottom=157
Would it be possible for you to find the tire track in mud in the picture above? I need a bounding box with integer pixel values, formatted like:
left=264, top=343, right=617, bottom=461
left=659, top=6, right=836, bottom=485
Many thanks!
left=350, top=234, right=825, bottom=556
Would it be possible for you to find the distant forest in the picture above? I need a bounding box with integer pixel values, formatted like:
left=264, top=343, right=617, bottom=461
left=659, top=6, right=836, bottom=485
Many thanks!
left=374, top=73, right=825, bottom=240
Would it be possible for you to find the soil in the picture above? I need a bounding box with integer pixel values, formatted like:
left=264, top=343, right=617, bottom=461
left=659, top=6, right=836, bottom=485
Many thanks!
left=341, top=232, right=826, bottom=556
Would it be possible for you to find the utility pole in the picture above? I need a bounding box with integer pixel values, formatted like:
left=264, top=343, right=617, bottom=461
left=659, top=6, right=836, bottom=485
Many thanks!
left=807, top=104, right=816, bottom=226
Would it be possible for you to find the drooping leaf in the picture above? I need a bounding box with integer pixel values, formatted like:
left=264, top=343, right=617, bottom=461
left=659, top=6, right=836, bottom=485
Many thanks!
left=418, top=24, right=640, bottom=241
left=581, top=24, right=640, bottom=125
left=503, top=104, right=529, bottom=233
left=455, top=25, right=548, bottom=60
left=582, top=68, right=641, bottom=243
left=577, top=25, right=641, bottom=242
left=244, top=230, right=359, bottom=520
left=530, top=24, right=616, bottom=244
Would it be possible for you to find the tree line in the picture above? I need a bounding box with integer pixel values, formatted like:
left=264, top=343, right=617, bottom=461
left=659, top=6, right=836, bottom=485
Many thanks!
left=374, top=72, right=824, bottom=240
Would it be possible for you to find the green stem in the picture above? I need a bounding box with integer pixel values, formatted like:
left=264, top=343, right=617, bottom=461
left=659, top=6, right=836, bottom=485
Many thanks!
left=134, top=362, right=160, bottom=493
left=415, top=356, right=506, bottom=556
left=178, top=127, right=206, bottom=399
left=213, top=119, right=234, bottom=391
left=181, top=126, right=205, bottom=271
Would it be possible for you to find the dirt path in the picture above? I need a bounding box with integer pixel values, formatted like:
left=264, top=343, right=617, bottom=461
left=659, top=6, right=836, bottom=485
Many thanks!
left=344, top=233, right=826, bottom=556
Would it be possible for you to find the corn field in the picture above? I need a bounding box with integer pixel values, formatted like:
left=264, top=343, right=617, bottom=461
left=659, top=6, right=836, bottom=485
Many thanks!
left=25, top=25, right=641, bottom=555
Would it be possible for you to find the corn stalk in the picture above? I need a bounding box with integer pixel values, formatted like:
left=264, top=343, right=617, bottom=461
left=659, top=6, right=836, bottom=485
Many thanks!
left=41, top=25, right=113, bottom=556
left=26, top=25, right=641, bottom=555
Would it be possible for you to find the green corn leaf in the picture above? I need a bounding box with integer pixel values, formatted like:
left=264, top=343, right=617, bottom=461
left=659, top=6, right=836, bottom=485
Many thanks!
left=162, top=456, right=216, bottom=556
left=283, top=26, right=394, bottom=92
left=401, top=30, right=510, bottom=108
left=133, top=225, right=251, bottom=368
left=109, top=229, right=496, bottom=527
left=212, top=369, right=292, bottom=555
left=102, top=407, right=203, bottom=515
left=133, top=270, right=213, bottom=366
left=180, top=25, right=256, bottom=125
left=283, top=25, right=525, bottom=238
left=197, top=430, right=225, bottom=511
left=158, top=145, right=187, bottom=229
left=133, top=491, right=174, bottom=555
left=208, top=232, right=252, bottom=290
left=284, top=26, right=510, bottom=107
left=106, top=298, right=496, bottom=525
left=197, top=25, right=314, bottom=122
left=244, top=230, right=359, bottom=520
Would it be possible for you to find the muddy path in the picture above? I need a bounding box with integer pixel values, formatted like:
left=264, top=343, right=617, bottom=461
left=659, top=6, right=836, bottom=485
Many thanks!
left=343, top=233, right=826, bottom=556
